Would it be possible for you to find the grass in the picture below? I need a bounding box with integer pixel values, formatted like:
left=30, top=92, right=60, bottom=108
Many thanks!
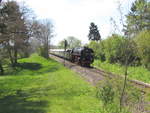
left=1, top=54, right=144, bottom=113
left=93, top=60, right=150, bottom=83
left=0, top=54, right=102, bottom=113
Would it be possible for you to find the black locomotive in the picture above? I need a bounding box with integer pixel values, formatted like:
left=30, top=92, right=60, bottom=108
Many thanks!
left=70, top=47, right=94, bottom=66
left=50, top=47, right=94, bottom=66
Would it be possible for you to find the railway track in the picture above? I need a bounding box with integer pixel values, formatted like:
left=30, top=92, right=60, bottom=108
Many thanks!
left=92, top=66, right=150, bottom=89
left=49, top=54, right=150, bottom=90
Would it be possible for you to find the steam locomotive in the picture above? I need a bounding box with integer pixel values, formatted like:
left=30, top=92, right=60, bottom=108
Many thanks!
left=50, top=47, right=94, bottom=66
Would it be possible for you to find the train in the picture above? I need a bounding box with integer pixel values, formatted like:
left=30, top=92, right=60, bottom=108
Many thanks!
left=50, top=47, right=94, bottom=66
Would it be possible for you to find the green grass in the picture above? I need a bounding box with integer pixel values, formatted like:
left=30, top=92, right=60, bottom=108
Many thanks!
left=93, top=60, right=150, bottom=83
left=0, top=54, right=103, bottom=113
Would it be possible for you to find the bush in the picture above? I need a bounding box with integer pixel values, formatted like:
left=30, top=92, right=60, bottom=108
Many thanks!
left=88, top=41, right=105, bottom=61
left=96, top=78, right=142, bottom=113
left=116, top=38, right=140, bottom=66
left=103, top=34, right=134, bottom=64
left=89, top=34, right=139, bottom=66
left=97, top=82, right=114, bottom=105
left=135, top=30, right=150, bottom=69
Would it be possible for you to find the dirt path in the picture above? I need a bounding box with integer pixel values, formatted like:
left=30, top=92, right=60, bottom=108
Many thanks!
left=50, top=54, right=106, bottom=85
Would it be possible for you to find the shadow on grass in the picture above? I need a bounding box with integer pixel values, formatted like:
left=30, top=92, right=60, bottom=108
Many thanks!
left=3, top=60, right=62, bottom=76
left=15, top=63, right=42, bottom=70
left=0, top=92, right=48, bottom=113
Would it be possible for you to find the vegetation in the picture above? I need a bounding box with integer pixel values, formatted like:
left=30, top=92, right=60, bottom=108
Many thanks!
left=88, top=22, right=101, bottom=41
left=88, top=41, right=105, bottom=61
left=0, top=1, right=31, bottom=67
left=0, top=0, right=150, bottom=112
left=1, top=54, right=145, bottom=113
left=0, top=54, right=147, bottom=113
left=96, top=77, right=148, bottom=113
left=31, top=19, right=54, bottom=58
left=125, top=0, right=150, bottom=37
left=88, top=34, right=138, bottom=65
left=0, top=54, right=103, bottom=113
left=88, top=0, right=150, bottom=110
left=0, top=1, right=54, bottom=75
left=135, top=30, right=150, bottom=69
left=93, top=60, right=150, bottom=83
left=58, top=36, right=81, bottom=49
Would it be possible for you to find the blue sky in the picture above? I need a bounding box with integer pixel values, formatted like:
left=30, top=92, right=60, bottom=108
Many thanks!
left=4, top=0, right=135, bottom=45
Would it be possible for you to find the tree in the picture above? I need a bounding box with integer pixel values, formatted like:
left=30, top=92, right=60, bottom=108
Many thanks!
left=0, top=45, right=5, bottom=75
left=31, top=19, right=54, bottom=58
left=0, top=1, right=30, bottom=66
left=101, top=2, right=143, bottom=111
left=88, top=41, right=105, bottom=61
left=135, top=30, right=150, bottom=69
left=125, top=0, right=150, bottom=37
left=58, top=36, right=81, bottom=49
left=88, top=22, right=101, bottom=41
left=103, top=34, right=125, bottom=63
left=116, top=2, right=143, bottom=110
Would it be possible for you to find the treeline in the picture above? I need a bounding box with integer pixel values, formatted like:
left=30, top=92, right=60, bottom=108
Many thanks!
left=89, top=32, right=150, bottom=68
left=0, top=1, right=53, bottom=75
left=88, top=0, right=150, bottom=69
left=58, top=36, right=81, bottom=49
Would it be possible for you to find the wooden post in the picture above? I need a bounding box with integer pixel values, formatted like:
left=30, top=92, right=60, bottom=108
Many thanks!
left=64, top=40, right=68, bottom=66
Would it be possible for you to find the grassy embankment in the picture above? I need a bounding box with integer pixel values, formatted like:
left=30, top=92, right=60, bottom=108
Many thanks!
left=0, top=54, right=103, bottom=113
left=93, top=60, right=150, bottom=83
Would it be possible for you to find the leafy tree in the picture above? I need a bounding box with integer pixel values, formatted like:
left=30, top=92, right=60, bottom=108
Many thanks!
left=31, top=19, right=54, bottom=58
left=58, top=40, right=65, bottom=49
left=135, top=30, right=150, bottom=69
left=58, top=36, right=81, bottom=49
left=88, top=22, right=101, bottom=41
left=88, top=41, right=105, bottom=61
left=103, top=34, right=123, bottom=63
left=0, top=46, right=5, bottom=75
left=107, top=1, right=149, bottom=110
left=125, top=0, right=150, bottom=37
left=0, top=1, right=30, bottom=66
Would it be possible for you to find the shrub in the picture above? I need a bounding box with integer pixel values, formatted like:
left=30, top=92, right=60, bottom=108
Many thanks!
left=97, top=79, right=114, bottom=105
left=116, top=38, right=140, bottom=66
left=96, top=81, right=114, bottom=105
left=103, top=34, right=125, bottom=63
left=89, top=34, right=139, bottom=66
left=96, top=78, right=142, bottom=113
left=88, top=41, right=105, bottom=61
left=135, top=30, right=150, bottom=69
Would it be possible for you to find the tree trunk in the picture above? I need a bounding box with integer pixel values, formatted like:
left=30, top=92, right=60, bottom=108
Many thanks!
left=45, top=36, right=49, bottom=59
left=6, top=42, right=14, bottom=65
left=0, top=62, right=4, bottom=75
left=14, top=46, right=18, bottom=65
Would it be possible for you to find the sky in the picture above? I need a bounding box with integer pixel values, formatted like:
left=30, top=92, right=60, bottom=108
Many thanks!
left=4, top=0, right=135, bottom=45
